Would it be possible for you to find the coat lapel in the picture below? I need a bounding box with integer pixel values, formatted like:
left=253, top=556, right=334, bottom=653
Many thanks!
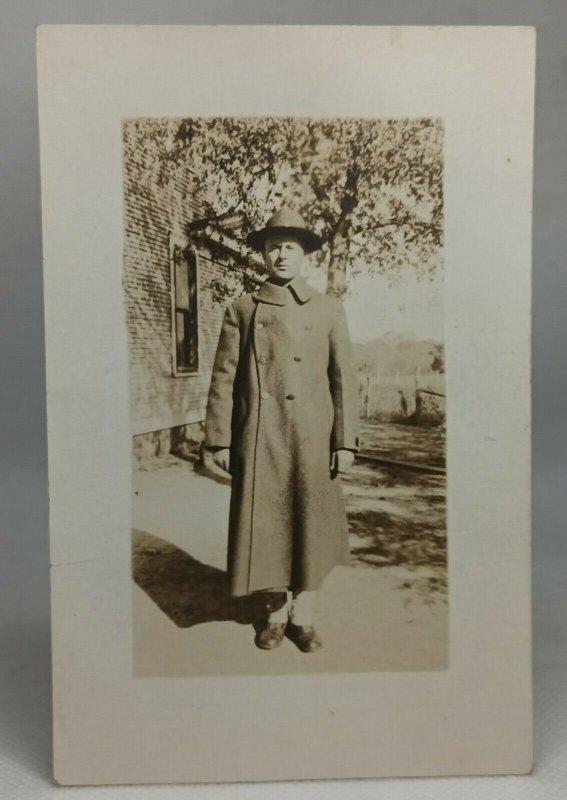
left=252, top=280, right=287, bottom=306
left=253, top=276, right=317, bottom=306
left=288, top=276, right=317, bottom=304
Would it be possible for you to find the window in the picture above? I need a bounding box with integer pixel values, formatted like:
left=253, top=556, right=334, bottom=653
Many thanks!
left=172, top=244, right=199, bottom=375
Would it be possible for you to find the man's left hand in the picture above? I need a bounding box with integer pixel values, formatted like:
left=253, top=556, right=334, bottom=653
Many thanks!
left=331, top=449, right=355, bottom=474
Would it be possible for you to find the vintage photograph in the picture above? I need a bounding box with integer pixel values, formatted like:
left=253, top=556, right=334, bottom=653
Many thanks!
left=124, top=115, right=447, bottom=676
left=38, top=26, right=534, bottom=782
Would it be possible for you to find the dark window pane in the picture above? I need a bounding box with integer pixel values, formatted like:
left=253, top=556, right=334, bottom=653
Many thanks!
left=176, top=311, right=187, bottom=368
left=173, top=249, right=199, bottom=373
left=185, top=313, right=199, bottom=372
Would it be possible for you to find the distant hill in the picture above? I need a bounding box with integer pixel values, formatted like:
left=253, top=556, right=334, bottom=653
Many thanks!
left=353, top=334, right=444, bottom=377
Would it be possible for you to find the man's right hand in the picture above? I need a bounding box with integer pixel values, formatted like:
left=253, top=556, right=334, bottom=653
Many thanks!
left=211, top=447, right=231, bottom=473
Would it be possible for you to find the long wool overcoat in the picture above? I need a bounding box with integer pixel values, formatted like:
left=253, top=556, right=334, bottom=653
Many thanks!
left=205, top=275, right=360, bottom=597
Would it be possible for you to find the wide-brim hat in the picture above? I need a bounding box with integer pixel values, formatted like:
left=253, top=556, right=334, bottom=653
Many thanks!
left=246, top=207, right=324, bottom=254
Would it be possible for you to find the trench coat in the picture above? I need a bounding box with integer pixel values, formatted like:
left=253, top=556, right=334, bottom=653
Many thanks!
left=205, top=274, right=360, bottom=597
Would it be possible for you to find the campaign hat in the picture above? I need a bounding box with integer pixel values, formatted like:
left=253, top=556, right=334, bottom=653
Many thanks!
left=246, top=207, right=324, bottom=254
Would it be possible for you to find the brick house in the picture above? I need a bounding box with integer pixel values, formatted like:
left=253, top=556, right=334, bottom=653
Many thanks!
left=122, top=150, right=264, bottom=462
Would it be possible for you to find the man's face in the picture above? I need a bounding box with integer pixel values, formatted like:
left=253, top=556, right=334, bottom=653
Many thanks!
left=263, top=233, right=307, bottom=282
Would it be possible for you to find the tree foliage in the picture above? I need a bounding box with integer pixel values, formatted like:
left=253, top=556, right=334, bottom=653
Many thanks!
left=123, top=117, right=443, bottom=297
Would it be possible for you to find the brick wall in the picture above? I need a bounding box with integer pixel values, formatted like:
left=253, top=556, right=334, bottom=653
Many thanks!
left=122, top=123, right=255, bottom=446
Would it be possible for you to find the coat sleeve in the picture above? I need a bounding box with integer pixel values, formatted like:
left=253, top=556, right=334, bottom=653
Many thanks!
left=328, top=300, right=360, bottom=452
left=205, top=303, right=240, bottom=449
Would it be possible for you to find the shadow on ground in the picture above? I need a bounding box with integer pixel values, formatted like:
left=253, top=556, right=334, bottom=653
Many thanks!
left=132, top=529, right=286, bottom=629
left=172, top=448, right=232, bottom=487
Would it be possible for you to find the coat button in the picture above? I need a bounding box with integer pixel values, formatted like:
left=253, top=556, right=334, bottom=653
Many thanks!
left=258, top=355, right=268, bottom=364
left=256, top=322, right=264, bottom=329
left=293, top=356, right=302, bottom=362
left=261, top=392, right=270, bottom=400
left=286, top=394, right=295, bottom=400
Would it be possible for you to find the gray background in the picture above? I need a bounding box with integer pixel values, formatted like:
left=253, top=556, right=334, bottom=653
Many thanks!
left=0, top=1, right=565, bottom=797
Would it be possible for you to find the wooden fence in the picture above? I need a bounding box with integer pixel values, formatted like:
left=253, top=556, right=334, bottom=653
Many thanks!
left=359, top=369, right=445, bottom=424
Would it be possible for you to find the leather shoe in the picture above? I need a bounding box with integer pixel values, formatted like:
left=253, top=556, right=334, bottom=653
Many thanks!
left=287, top=624, right=323, bottom=653
left=255, top=622, right=286, bottom=650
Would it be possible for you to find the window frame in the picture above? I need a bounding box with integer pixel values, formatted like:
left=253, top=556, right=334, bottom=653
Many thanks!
left=169, top=237, right=201, bottom=378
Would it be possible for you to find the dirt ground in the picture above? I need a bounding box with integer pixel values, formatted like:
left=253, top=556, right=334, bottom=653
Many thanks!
left=344, top=421, right=447, bottom=587
left=131, top=421, right=448, bottom=677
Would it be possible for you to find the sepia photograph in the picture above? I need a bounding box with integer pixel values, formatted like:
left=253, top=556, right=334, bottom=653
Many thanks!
left=124, top=115, right=447, bottom=676
left=37, top=24, right=534, bottom=784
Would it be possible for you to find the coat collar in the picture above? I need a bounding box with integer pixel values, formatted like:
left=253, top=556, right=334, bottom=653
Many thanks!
left=253, top=275, right=318, bottom=306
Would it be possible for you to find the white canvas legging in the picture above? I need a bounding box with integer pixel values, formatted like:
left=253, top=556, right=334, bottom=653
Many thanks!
left=267, top=590, right=315, bottom=625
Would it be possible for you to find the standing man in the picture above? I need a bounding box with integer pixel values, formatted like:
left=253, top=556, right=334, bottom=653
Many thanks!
left=205, top=207, right=360, bottom=653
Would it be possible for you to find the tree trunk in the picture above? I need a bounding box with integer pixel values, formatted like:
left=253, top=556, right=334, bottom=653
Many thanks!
left=326, top=225, right=350, bottom=298
left=326, top=162, right=360, bottom=298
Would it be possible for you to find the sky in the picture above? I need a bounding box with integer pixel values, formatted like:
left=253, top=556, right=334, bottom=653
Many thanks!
left=304, top=263, right=445, bottom=345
